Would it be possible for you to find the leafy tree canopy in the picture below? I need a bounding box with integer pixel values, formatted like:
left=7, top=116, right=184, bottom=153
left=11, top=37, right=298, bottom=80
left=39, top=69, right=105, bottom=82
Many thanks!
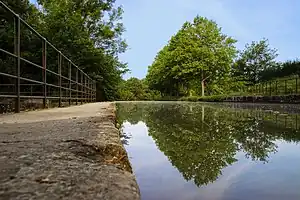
left=147, top=16, right=237, bottom=96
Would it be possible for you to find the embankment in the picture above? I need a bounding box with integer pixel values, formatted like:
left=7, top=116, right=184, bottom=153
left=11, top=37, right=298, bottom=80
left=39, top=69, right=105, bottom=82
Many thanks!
left=180, top=94, right=300, bottom=104
left=0, top=102, right=140, bottom=200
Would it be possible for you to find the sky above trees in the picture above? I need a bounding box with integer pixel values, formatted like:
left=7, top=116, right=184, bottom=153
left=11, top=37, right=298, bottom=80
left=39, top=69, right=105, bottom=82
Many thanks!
left=117, top=0, right=300, bottom=79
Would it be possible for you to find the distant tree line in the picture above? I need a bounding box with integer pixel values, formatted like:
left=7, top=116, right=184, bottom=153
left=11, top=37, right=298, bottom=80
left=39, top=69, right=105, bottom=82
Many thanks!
left=133, top=16, right=300, bottom=99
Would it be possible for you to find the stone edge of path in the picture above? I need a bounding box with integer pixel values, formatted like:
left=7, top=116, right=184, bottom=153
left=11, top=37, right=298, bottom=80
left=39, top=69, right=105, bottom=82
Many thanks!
left=0, top=102, right=141, bottom=200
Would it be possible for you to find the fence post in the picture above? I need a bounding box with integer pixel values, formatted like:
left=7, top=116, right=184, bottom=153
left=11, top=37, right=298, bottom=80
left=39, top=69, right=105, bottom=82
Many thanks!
left=86, top=77, right=88, bottom=103
left=14, top=15, right=20, bottom=113
left=58, top=53, right=62, bottom=107
left=269, top=82, right=272, bottom=96
left=93, top=81, right=95, bottom=102
left=76, top=68, right=78, bottom=105
left=81, top=72, right=83, bottom=104
left=68, top=62, right=71, bottom=106
left=296, top=78, right=298, bottom=94
left=285, top=80, right=287, bottom=94
left=275, top=81, right=278, bottom=95
left=88, top=79, right=91, bottom=103
left=42, top=39, right=47, bottom=108
left=84, top=76, right=87, bottom=103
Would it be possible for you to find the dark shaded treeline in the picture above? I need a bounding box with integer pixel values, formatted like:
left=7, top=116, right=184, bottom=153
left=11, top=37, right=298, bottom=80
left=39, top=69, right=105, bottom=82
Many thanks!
left=0, top=0, right=127, bottom=101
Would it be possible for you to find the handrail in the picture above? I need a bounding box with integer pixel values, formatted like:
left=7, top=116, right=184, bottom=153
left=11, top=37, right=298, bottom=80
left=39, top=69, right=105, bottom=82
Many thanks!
left=0, top=1, right=97, bottom=113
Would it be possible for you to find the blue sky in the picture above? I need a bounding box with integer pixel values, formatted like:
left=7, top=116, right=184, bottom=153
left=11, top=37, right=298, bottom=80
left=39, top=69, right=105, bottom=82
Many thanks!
left=117, top=0, right=300, bottom=79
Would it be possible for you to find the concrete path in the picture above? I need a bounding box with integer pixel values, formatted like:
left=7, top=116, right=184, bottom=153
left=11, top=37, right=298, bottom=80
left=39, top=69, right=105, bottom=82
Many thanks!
left=0, top=103, right=140, bottom=200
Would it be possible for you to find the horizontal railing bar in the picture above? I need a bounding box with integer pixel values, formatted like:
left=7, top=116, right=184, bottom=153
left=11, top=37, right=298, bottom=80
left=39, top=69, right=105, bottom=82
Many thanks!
left=46, top=83, right=60, bottom=88
left=0, top=72, right=17, bottom=79
left=61, top=75, right=70, bottom=82
left=0, top=95, right=95, bottom=100
left=20, top=95, right=45, bottom=99
left=0, top=50, right=96, bottom=87
left=45, top=40, right=60, bottom=54
left=46, top=69, right=59, bottom=76
left=20, top=57, right=43, bottom=70
left=0, top=48, right=17, bottom=58
left=0, top=94, right=17, bottom=98
left=19, top=77, right=44, bottom=85
left=20, top=18, right=44, bottom=40
left=0, top=83, right=82, bottom=86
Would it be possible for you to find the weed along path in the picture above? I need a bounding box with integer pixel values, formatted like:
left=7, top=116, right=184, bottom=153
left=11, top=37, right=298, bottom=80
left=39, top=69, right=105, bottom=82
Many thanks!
left=0, top=103, right=140, bottom=200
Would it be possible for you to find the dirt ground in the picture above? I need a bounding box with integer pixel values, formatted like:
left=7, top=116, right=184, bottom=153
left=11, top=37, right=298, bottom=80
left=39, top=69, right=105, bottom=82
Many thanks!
left=0, top=103, right=140, bottom=200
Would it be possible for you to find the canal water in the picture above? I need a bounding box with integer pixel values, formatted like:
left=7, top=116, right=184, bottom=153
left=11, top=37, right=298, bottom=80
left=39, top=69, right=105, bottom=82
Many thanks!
left=117, top=102, right=300, bottom=200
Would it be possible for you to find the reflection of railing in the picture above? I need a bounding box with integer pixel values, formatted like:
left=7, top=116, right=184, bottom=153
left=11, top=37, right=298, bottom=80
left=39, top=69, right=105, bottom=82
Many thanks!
left=232, top=109, right=300, bottom=131
left=0, top=1, right=96, bottom=113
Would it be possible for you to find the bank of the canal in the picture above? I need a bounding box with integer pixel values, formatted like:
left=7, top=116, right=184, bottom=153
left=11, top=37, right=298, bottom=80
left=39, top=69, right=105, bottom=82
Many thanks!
left=0, top=103, right=140, bottom=200
left=181, top=94, right=300, bottom=104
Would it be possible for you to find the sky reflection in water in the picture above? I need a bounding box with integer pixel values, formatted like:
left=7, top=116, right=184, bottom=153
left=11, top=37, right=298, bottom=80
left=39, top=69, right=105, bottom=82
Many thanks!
left=117, top=102, right=300, bottom=200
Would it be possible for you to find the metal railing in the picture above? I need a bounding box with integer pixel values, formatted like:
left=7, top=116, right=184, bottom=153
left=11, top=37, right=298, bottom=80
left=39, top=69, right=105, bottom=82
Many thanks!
left=0, top=1, right=96, bottom=113
left=234, top=76, right=300, bottom=97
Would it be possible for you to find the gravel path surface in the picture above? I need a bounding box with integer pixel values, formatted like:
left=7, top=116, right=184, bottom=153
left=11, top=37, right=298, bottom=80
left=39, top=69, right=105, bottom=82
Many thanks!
left=0, top=103, right=140, bottom=200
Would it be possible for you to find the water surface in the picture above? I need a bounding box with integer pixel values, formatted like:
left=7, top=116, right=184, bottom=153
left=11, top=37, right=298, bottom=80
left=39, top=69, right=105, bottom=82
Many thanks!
left=117, top=102, right=300, bottom=200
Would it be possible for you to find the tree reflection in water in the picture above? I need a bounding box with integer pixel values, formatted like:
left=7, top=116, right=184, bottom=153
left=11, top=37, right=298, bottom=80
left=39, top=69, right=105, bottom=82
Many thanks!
left=117, top=102, right=300, bottom=187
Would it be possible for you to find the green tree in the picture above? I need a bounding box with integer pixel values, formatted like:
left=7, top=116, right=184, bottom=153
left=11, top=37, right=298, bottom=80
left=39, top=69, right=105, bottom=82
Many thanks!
left=234, top=39, right=278, bottom=84
left=117, top=78, right=161, bottom=101
left=40, top=0, right=128, bottom=100
left=1, top=0, right=128, bottom=101
left=147, top=16, right=237, bottom=97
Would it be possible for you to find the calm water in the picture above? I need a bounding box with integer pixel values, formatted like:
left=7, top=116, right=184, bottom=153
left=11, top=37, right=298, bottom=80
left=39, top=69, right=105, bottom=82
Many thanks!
left=117, top=102, right=300, bottom=200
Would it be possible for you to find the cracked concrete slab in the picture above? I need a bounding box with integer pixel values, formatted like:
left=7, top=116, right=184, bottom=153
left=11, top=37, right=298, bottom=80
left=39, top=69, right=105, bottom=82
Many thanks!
left=0, top=103, right=140, bottom=200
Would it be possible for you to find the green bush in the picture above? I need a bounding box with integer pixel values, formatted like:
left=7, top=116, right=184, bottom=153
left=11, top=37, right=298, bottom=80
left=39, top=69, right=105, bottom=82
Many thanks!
left=179, top=96, right=200, bottom=102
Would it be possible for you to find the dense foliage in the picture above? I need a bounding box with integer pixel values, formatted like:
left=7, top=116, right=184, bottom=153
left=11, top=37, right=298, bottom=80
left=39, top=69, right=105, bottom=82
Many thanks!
left=0, top=0, right=127, bottom=101
left=145, top=17, right=300, bottom=98
left=234, top=39, right=278, bottom=84
left=117, top=78, right=161, bottom=101
left=146, top=16, right=237, bottom=97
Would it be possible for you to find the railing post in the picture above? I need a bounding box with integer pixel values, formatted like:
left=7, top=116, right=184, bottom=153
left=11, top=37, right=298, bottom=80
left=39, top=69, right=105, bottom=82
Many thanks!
left=81, top=72, right=83, bottom=104
left=58, top=53, right=62, bottom=107
left=285, top=80, right=287, bottom=94
left=296, top=78, right=298, bottom=94
left=68, top=62, right=71, bottom=106
left=269, top=82, right=272, bottom=96
left=84, top=75, right=87, bottom=103
left=76, top=68, right=78, bottom=105
left=89, top=79, right=91, bottom=102
left=93, top=81, right=95, bottom=102
left=86, top=77, right=90, bottom=103
left=14, top=15, right=20, bottom=113
left=42, top=39, right=47, bottom=108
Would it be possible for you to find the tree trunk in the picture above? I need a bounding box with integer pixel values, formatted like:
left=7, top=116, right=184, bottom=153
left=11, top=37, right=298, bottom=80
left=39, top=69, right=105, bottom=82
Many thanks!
left=201, top=80, right=205, bottom=97
left=201, top=69, right=205, bottom=97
